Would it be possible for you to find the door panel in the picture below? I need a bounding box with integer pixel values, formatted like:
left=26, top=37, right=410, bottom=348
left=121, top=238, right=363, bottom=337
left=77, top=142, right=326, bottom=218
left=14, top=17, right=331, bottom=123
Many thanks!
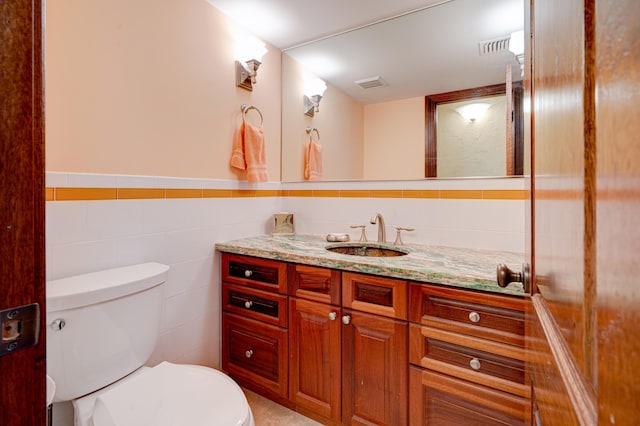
left=532, top=0, right=589, bottom=375
left=529, top=0, right=640, bottom=424
left=289, top=298, right=341, bottom=421
left=0, top=0, right=46, bottom=424
left=342, top=309, right=407, bottom=426
left=595, top=0, right=640, bottom=422
left=528, top=0, right=597, bottom=424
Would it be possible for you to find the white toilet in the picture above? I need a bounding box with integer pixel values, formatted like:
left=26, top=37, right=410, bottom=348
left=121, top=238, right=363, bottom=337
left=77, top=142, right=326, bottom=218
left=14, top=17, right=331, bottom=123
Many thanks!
left=46, top=262, right=254, bottom=426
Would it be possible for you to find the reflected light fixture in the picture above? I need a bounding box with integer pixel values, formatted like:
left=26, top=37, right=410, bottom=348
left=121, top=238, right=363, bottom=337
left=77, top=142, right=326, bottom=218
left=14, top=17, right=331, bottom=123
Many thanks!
left=456, top=103, right=491, bottom=122
left=509, top=30, right=525, bottom=75
left=235, top=35, right=267, bottom=91
left=303, top=77, right=327, bottom=117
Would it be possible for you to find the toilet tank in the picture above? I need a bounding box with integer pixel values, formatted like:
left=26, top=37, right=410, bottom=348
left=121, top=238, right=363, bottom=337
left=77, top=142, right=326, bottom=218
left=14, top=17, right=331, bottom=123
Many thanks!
left=46, top=263, right=169, bottom=402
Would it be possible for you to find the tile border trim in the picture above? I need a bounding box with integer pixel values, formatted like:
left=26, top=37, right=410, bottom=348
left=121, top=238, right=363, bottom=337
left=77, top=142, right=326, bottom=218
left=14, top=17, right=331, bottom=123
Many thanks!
left=46, top=187, right=527, bottom=201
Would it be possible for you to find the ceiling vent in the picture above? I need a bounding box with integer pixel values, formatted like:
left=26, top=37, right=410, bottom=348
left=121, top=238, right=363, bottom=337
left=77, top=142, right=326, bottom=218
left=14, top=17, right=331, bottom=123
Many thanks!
left=354, top=76, right=387, bottom=89
left=478, top=35, right=511, bottom=56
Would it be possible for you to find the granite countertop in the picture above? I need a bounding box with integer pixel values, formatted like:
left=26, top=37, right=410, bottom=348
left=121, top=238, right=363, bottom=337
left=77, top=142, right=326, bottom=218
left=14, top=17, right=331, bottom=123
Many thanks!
left=215, top=235, right=526, bottom=296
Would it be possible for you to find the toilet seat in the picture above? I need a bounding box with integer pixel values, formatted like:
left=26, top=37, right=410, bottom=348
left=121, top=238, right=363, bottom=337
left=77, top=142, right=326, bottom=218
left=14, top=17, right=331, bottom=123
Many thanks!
left=74, top=362, right=254, bottom=426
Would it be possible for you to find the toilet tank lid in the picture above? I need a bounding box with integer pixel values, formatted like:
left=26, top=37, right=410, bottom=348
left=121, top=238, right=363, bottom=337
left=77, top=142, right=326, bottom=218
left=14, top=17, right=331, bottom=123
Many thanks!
left=47, top=263, right=170, bottom=312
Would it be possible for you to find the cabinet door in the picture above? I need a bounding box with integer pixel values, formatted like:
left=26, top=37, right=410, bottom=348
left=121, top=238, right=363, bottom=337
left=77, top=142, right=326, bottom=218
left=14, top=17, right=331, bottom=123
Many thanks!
left=289, top=298, right=341, bottom=422
left=342, top=309, right=408, bottom=426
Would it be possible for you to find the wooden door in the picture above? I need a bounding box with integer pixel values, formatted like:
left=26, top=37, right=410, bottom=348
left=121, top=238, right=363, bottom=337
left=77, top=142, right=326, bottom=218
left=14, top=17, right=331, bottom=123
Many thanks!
left=528, top=0, right=596, bottom=423
left=593, top=0, right=640, bottom=422
left=342, top=309, right=407, bottom=426
left=289, top=298, right=341, bottom=422
left=528, top=0, right=640, bottom=424
left=0, top=0, right=46, bottom=424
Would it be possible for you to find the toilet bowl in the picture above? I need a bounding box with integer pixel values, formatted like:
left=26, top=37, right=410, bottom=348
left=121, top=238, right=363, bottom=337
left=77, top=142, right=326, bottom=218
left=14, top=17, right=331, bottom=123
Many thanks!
left=46, top=263, right=254, bottom=426
left=74, top=362, right=254, bottom=426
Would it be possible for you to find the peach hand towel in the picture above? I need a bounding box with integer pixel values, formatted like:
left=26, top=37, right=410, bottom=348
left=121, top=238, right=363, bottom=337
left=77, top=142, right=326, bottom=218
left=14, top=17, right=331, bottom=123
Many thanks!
left=230, top=122, right=246, bottom=170
left=304, top=140, right=323, bottom=181
left=230, top=121, right=268, bottom=183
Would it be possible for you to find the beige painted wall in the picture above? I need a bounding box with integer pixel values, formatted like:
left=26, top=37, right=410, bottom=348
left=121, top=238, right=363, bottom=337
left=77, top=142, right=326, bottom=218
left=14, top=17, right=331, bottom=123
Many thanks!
left=363, top=97, right=425, bottom=180
left=437, top=96, right=506, bottom=177
left=281, top=54, right=364, bottom=182
left=45, top=0, right=281, bottom=181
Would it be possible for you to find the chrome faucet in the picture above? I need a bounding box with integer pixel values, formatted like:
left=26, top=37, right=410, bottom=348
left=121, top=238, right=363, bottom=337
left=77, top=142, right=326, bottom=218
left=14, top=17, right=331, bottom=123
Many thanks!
left=370, top=213, right=386, bottom=243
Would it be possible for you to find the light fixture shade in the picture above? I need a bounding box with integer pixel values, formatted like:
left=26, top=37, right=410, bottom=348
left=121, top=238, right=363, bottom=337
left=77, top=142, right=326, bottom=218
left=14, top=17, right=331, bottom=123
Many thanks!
left=509, top=30, right=525, bottom=56
left=302, top=76, right=327, bottom=117
left=232, top=30, right=267, bottom=91
left=234, top=34, right=267, bottom=62
left=456, top=103, right=491, bottom=122
left=303, top=77, right=327, bottom=97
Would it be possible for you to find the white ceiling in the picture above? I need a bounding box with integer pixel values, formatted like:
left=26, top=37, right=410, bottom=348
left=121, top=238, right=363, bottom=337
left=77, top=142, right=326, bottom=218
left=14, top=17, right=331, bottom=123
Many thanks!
left=205, top=0, right=450, bottom=49
left=206, top=0, right=524, bottom=104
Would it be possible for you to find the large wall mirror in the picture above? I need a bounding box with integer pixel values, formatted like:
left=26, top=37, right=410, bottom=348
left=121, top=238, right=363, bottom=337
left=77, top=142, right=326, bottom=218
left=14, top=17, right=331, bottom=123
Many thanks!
left=281, top=0, right=524, bottom=182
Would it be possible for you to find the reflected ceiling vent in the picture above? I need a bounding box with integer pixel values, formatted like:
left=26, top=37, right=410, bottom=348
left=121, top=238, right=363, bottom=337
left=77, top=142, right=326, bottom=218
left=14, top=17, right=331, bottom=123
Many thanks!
left=478, top=35, right=511, bottom=55
left=354, top=76, right=387, bottom=89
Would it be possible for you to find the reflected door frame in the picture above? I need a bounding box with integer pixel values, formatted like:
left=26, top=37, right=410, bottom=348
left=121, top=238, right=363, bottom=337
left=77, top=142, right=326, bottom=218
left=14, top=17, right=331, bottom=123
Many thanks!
left=425, top=82, right=524, bottom=178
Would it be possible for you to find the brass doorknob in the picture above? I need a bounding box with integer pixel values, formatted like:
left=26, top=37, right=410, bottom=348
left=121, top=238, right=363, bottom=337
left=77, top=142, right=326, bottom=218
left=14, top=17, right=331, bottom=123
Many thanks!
left=496, top=263, right=531, bottom=292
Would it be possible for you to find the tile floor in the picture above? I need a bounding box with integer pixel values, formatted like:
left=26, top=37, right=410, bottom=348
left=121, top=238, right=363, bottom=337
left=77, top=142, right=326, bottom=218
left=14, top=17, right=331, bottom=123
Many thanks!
left=243, top=389, right=323, bottom=426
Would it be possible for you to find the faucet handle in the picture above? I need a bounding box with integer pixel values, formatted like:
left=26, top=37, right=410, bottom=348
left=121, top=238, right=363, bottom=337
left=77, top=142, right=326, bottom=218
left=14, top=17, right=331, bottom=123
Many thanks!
left=350, top=225, right=368, bottom=242
left=394, top=227, right=414, bottom=245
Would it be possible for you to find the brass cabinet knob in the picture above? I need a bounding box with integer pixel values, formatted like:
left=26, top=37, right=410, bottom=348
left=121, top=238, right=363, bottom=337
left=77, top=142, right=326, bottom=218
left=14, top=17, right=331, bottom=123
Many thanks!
left=328, top=312, right=337, bottom=321
left=244, top=300, right=253, bottom=309
left=245, top=350, right=254, bottom=358
left=244, top=270, right=253, bottom=278
left=342, top=315, right=351, bottom=325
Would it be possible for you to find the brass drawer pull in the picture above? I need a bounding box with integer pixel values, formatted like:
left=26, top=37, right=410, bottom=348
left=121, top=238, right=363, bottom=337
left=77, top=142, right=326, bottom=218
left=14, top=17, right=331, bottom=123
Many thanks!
left=245, top=349, right=254, bottom=358
left=244, top=270, right=253, bottom=278
left=469, top=357, right=482, bottom=370
left=342, top=315, right=351, bottom=325
left=244, top=301, right=253, bottom=309
left=468, top=311, right=481, bottom=323
left=328, top=312, right=337, bottom=321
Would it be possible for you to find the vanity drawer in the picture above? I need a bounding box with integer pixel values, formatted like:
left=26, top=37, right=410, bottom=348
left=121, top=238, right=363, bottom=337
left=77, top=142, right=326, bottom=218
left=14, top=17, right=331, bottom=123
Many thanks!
left=342, top=272, right=408, bottom=320
left=222, top=313, right=288, bottom=399
left=222, top=253, right=288, bottom=294
left=409, top=284, right=525, bottom=347
left=409, top=367, right=527, bottom=426
left=288, top=263, right=341, bottom=305
left=409, top=325, right=527, bottom=398
left=223, top=284, right=288, bottom=327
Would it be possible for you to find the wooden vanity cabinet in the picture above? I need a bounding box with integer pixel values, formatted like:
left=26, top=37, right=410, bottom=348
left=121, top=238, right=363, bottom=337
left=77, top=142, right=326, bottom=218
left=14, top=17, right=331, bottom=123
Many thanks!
left=221, top=252, right=528, bottom=425
left=221, top=253, right=290, bottom=402
left=289, top=265, right=408, bottom=425
left=408, top=283, right=529, bottom=425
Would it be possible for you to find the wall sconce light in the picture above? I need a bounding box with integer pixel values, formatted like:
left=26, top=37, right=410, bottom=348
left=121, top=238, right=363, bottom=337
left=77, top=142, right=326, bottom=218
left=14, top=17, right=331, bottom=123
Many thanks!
left=303, top=77, right=327, bottom=117
left=456, top=103, right=491, bottom=122
left=235, top=36, right=267, bottom=91
left=509, top=30, right=525, bottom=75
